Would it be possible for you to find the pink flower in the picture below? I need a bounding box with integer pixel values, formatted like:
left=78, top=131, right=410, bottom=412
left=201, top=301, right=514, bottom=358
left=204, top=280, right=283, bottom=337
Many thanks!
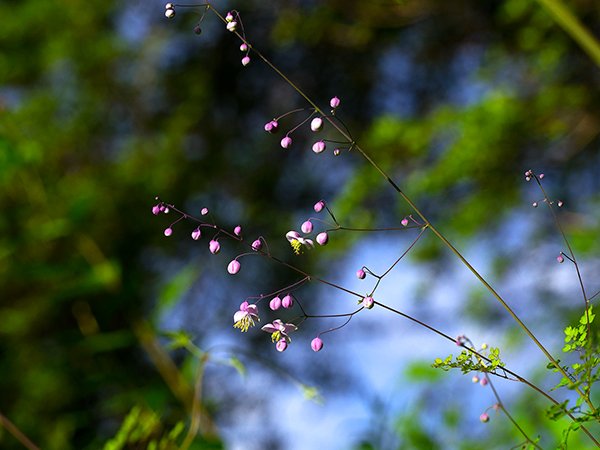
left=261, top=319, right=298, bottom=345
left=233, top=301, right=260, bottom=332
left=286, top=230, right=314, bottom=254
left=311, top=337, right=323, bottom=352
left=362, top=296, right=374, bottom=309
left=252, top=239, right=263, bottom=251
left=276, top=340, right=288, bottom=352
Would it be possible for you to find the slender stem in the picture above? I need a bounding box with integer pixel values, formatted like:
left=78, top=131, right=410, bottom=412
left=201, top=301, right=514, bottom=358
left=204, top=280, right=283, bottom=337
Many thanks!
left=0, top=411, right=41, bottom=450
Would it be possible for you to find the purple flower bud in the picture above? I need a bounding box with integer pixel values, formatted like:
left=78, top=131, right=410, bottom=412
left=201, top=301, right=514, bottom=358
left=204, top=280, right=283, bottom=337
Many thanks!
left=276, top=340, right=288, bottom=352
left=209, top=240, right=220, bottom=254
left=401, top=218, right=409, bottom=226
left=472, top=375, right=479, bottom=383
left=330, top=97, right=340, bottom=109
left=362, top=296, right=374, bottom=309
left=311, top=337, right=323, bottom=352
left=280, top=137, right=292, bottom=149
left=557, top=256, right=564, bottom=263
left=164, top=227, right=173, bottom=237
left=225, top=12, right=234, bottom=22
left=333, top=149, right=340, bottom=156
left=533, top=202, right=538, bottom=207
left=165, top=9, right=175, bottom=18
left=226, top=21, right=238, bottom=32
left=240, top=43, right=248, bottom=51
left=558, top=201, right=563, bottom=207
left=480, top=378, right=488, bottom=386
left=160, top=205, right=166, bottom=212
left=234, top=225, right=242, bottom=236
left=163, top=207, right=170, bottom=214
left=201, top=207, right=209, bottom=215
left=312, top=141, right=326, bottom=153
left=314, top=201, right=324, bottom=212
left=480, top=413, right=489, bottom=423
left=191, top=229, right=201, bottom=240
left=269, top=296, right=282, bottom=310
left=524, top=170, right=531, bottom=176
left=525, top=176, right=531, bottom=181
left=539, top=173, right=545, bottom=179
left=194, top=26, right=202, bottom=35
left=301, top=220, right=313, bottom=234
left=165, top=3, right=174, bottom=8
left=316, top=232, right=328, bottom=246
left=228, top=260, right=241, bottom=274
left=282, top=295, right=294, bottom=309
left=241, top=56, right=251, bottom=66
left=252, top=239, right=263, bottom=251
left=152, top=205, right=160, bottom=215
left=310, top=117, right=323, bottom=132
left=356, top=269, right=366, bottom=279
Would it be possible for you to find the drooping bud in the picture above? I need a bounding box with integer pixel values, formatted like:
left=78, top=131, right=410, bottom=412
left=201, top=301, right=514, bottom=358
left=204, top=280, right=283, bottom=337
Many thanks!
left=209, top=240, right=220, bottom=254
left=557, top=201, right=563, bottom=207
left=201, top=208, right=209, bottom=215
left=282, top=295, right=294, bottom=309
left=234, top=225, right=242, bottom=236
left=269, top=296, right=282, bottom=310
left=252, top=239, right=263, bottom=251
left=311, top=337, right=324, bottom=352
left=226, top=21, right=238, bottom=32
left=240, top=43, right=248, bottom=51
left=312, top=141, right=326, bottom=153
left=480, top=413, right=489, bottom=423
left=191, top=229, right=201, bottom=240
left=362, top=296, right=374, bottom=309
left=228, top=260, right=241, bottom=275
left=316, top=232, right=329, bottom=245
left=164, top=227, right=173, bottom=237
left=539, top=173, right=545, bottom=179
left=264, top=120, right=279, bottom=134
left=401, top=218, right=409, bottom=226
left=276, top=340, right=288, bottom=352
left=194, top=26, right=202, bottom=35
left=241, top=56, right=251, bottom=66
left=280, top=137, right=292, bottom=148
left=480, top=378, right=488, bottom=386
left=310, top=117, right=323, bottom=132
left=225, top=12, right=234, bottom=22
left=557, top=256, right=564, bottom=263
left=152, top=205, right=161, bottom=215
left=333, top=149, right=340, bottom=156
left=163, top=207, right=170, bottom=214
left=165, top=9, right=175, bottom=19
left=165, top=3, right=174, bottom=8
left=532, top=202, right=538, bottom=207
left=472, top=375, right=480, bottom=383
left=314, top=201, right=324, bottom=212
left=301, top=220, right=313, bottom=234
left=330, top=97, right=340, bottom=109
left=356, top=269, right=366, bottom=279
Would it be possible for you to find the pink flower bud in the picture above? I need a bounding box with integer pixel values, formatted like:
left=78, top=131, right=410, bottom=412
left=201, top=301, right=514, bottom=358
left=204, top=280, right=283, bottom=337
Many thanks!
left=480, top=413, right=489, bottom=423
left=225, top=12, right=234, bottom=22
left=362, top=296, right=374, bottom=309
left=159, top=205, right=166, bottom=212
left=311, top=337, right=323, bottom=352
left=152, top=205, right=160, bottom=215
left=525, top=176, right=531, bottom=181
left=201, top=208, right=209, bottom=215
left=282, top=295, right=294, bottom=308
left=310, top=117, right=323, bottom=132
left=234, top=225, right=242, bottom=236
left=401, top=218, right=409, bottom=226
left=226, top=21, right=238, bottom=32
left=276, top=340, right=288, bottom=352
left=301, top=220, right=313, bottom=234
left=480, top=378, right=488, bottom=386
left=191, top=229, right=201, bottom=240
left=194, top=26, right=202, bottom=35
left=240, top=43, right=248, bottom=51
left=356, top=269, right=366, bottom=279
left=164, top=227, right=173, bottom=237
left=472, top=375, right=479, bottom=383
left=280, top=137, right=292, bottom=149
left=227, top=260, right=241, bottom=274
left=314, top=201, right=324, bottom=212
left=163, top=207, right=170, bottom=214
left=209, top=240, right=220, bottom=254
left=165, top=9, right=175, bottom=18
left=165, top=3, right=174, bottom=8
left=557, top=256, right=564, bottom=263
left=264, top=121, right=279, bottom=134
left=316, top=232, right=328, bottom=245
left=269, top=296, right=282, bottom=310
left=532, top=202, right=538, bottom=207
left=330, top=97, right=340, bottom=109
left=241, top=56, right=251, bottom=66
left=333, top=149, right=340, bottom=156
left=539, top=173, right=545, bottom=179
left=252, top=239, right=263, bottom=251
left=312, top=141, right=326, bottom=153
left=558, top=201, right=563, bottom=207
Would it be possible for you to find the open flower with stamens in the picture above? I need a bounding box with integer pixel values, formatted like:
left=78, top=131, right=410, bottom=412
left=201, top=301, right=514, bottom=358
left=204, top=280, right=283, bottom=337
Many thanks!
left=286, top=231, right=314, bottom=254
left=261, top=319, right=298, bottom=345
left=233, top=301, right=260, bottom=332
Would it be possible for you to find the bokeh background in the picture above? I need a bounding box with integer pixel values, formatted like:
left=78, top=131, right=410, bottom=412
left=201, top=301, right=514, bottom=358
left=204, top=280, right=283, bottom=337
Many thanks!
left=2, top=0, right=600, bottom=449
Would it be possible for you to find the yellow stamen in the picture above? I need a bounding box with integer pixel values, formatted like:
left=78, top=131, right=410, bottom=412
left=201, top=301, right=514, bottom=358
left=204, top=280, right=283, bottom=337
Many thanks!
left=234, top=317, right=255, bottom=332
